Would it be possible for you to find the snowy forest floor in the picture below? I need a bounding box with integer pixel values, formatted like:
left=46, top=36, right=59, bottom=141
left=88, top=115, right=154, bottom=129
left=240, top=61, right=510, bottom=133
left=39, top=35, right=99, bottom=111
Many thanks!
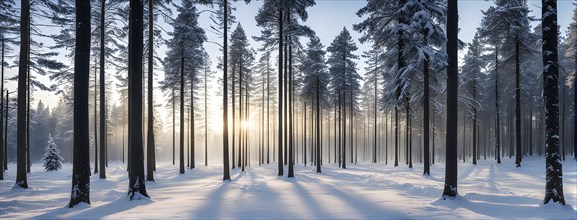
left=1, top=156, right=576, bottom=219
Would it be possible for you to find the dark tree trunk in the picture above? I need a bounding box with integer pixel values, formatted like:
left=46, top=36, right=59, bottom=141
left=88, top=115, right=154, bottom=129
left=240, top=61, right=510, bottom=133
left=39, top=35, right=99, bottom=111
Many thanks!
left=473, top=77, right=477, bottom=165
left=423, top=57, right=430, bottom=175
left=99, top=0, right=107, bottom=179
left=394, top=107, right=399, bottom=167
left=288, top=31, right=294, bottom=178
left=342, top=92, right=347, bottom=169
left=222, top=0, right=231, bottom=181
left=172, top=88, right=175, bottom=165
left=283, top=36, right=288, bottom=167
left=127, top=0, right=149, bottom=200
left=232, top=63, right=236, bottom=169
left=94, top=62, right=98, bottom=174
left=266, top=52, right=270, bottom=164
left=442, top=0, right=458, bottom=199
left=373, top=56, right=377, bottom=163
left=277, top=8, right=284, bottom=176
left=542, top=0, right=565, bottom=205
left=574, top=47, right=576, bottom=161
left=69, top=0, right=91, bottom=206
left=515, top=37, right=522, bottom=167
left=191, top=73, right=195, bottom=169
left=316, top=78, right=321, bottom=173
left=239, top=61, right=243, bottom=169
left=205, top=65, right=208, bottom=166
left=15, top=0, right=30, bottom=189
left=304, top=101, right=307, bottom=166
left=0, top=39, right=4, bottom=180
left=179, top=51, right=185, bottom=174
left=27, top=68, right=30, bottom=174
left=4, top=91, right=7, bottom=170
left=495, top=48, right=501, bottom=164
left=146, top=0, right=155, bottom=181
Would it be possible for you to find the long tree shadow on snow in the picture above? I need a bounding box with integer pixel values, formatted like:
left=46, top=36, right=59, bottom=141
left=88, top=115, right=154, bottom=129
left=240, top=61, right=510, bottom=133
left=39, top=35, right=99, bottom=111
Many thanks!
left=293, top=169, right=411, bottom=219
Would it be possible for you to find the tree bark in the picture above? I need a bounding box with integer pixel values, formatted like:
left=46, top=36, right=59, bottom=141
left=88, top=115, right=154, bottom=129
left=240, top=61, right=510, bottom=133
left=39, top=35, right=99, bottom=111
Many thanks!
left=99, top=0, right=107, bottom=179
left=15, top=0, right=30, bottom=189
left=69, top=0, right=91, bottom=207
left=542, top=0, right=565, bottom=205
left=127, top=0, right=149, bottom=199
left=442, top=0, right=459, bottom=199
left=146, top=0, right=155, bottom=181
left=222, top=0, right=231, bottom=181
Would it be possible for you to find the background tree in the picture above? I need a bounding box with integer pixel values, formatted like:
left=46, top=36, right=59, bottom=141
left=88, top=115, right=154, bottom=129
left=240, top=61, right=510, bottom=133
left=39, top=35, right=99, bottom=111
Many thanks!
left=327, top=27, right=359, bottom=170
left=0, top=0, right=18, bottom=181
left=300, top=35, right=329, bottom=173
left=164, top=0, right=206, bottom=174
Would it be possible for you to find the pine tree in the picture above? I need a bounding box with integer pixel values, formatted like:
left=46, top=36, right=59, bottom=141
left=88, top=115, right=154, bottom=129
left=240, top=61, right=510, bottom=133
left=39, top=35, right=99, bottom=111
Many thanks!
left=355, top=0, right=411, bottom=168
left=300, top=35, right=329, bottom=173
left=43, top=134, right=63, bottom=171
left=164, top=0, right=206, bottom=174
left=404, top=0, right=447, bottom=175
left=461, top=33, right=485, bottom=166
left=0, top=0, right=18, bottom=181
left=566, top=3, right=577, bottom=161
left=327, top=27, right=360, bottom=170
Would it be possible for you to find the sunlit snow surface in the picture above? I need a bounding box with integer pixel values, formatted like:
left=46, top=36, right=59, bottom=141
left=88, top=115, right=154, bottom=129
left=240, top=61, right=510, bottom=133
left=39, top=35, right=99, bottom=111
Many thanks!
left=1, top=156, right=575, bottom=219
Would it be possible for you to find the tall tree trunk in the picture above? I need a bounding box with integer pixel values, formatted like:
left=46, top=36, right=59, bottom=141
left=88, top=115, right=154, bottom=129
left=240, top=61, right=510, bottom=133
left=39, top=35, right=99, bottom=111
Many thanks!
left=515, top=37, right=522, bottom=167
left=277, top=8, right=284, bottom=176
left=423, top=56, right=430, bottom=175
left=342, top=91, right=347, bottom=169
left=574, top=46, right=576, bottom=161
left=442, top=0, right=459, bottom=199
left=473, top=76, right=477, bottom=165
left=394, top=107, right=399, bottom=167
left=316, top=77, right=321, bottom=173
left=146, top=0, right=155, bottom=181
left=4, top=91, right=8, bottom=170
left=495, top=48, right=501, bottom=164
left=15, top=0, right=30, bottom=188
left=266, top=52, right=270, bottom=164
left=222, top=0, right=231, bottom=181
left=127, top=0, right=148, bottom=199
left=373, top=56, right=377, bottom=163
left=288, top=31, right=294, bottom=177
left=542, top=0, right=565, bottom=205
left=205, top=64, right=208, bottom=166
left=191, top=77, right=195, bottom=169
left=172, top=87, right=175, bottom=165
left=238, top=61, right=243, bottom=169
left=179, top=51, right=185, bottom=174
left=283, top=36, right=288, bottom=166
left=69, top=0, right=91, bottom=207
left=94, top=61, right=98, bottom=174
left=304, top=101, right=307, bottom=166
left=99, top=0, right=107, bottom=179
left=0, top=39, right=4, bottom=180
left=232, top=63, right=236, bottom=169
left=27, top=64, right=30, bottom=174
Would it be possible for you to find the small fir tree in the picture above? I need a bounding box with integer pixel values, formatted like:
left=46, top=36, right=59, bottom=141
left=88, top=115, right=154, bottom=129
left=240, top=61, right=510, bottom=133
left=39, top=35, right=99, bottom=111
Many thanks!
left=43, top=134, right=63, bottom=171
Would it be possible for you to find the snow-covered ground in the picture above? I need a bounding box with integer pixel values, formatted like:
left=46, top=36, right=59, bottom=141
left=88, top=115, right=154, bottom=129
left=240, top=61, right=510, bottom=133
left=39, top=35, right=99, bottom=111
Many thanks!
left=1, top=156, right=576, bottom=219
